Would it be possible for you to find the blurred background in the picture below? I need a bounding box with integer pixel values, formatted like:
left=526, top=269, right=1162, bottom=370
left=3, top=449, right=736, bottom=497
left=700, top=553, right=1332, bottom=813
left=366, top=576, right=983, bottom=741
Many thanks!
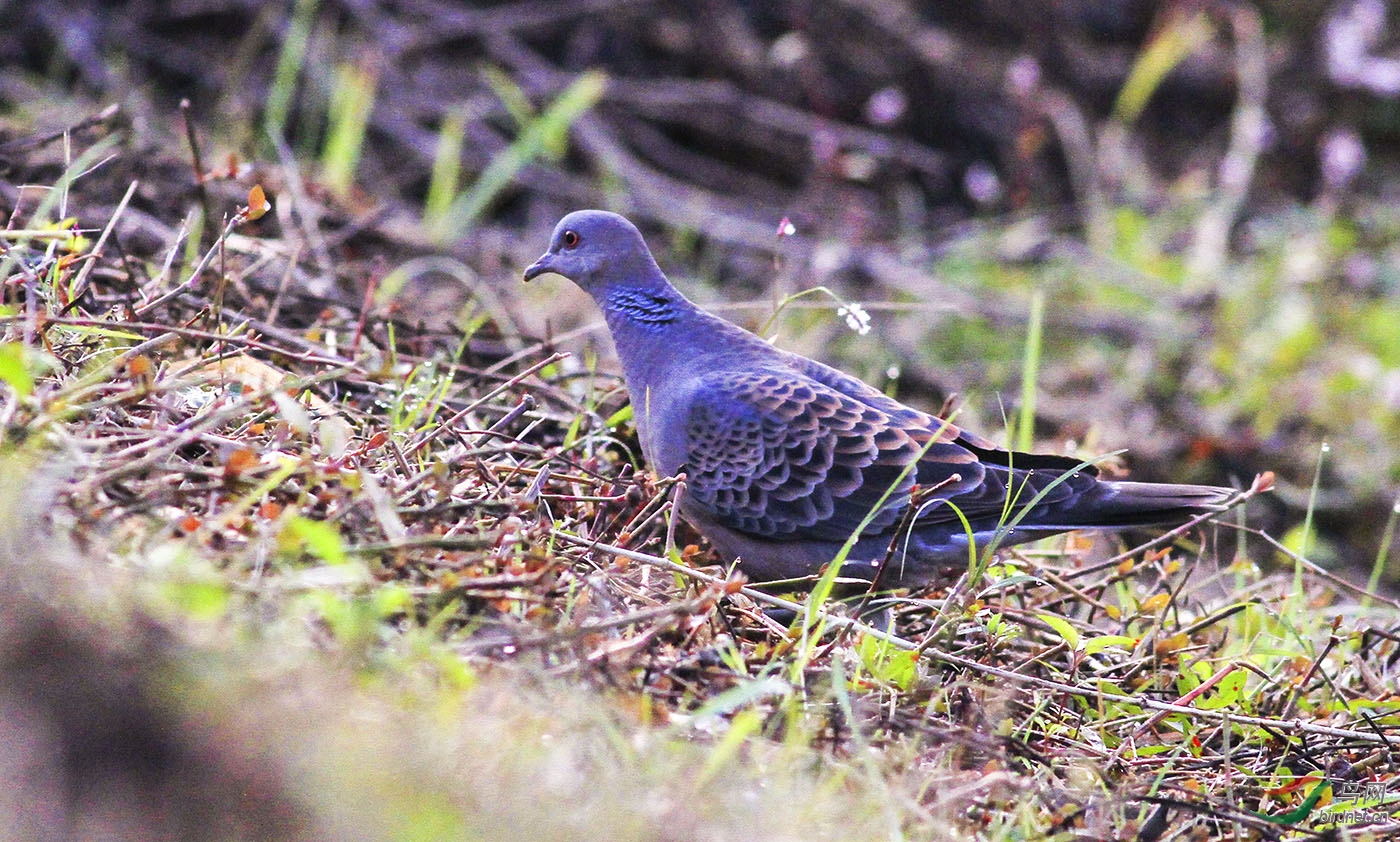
left=3, top=0, right=1399, bottom=570
left=6, top=3, right=1400, bottom=840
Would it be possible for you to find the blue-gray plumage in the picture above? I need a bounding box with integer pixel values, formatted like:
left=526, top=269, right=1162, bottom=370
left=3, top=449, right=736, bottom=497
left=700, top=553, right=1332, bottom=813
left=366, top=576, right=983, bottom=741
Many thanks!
left=524, top=210, right=1233, bottom=587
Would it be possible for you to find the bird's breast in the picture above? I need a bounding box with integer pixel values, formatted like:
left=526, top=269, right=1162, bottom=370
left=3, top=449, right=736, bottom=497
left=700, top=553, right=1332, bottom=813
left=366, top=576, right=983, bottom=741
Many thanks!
left=629, top=377, right=696, bottom=478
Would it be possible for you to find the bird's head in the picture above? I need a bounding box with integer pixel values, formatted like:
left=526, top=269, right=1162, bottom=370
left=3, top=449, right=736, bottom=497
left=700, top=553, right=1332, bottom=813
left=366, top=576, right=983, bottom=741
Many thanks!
left=523, top=210, right=664, bottom=295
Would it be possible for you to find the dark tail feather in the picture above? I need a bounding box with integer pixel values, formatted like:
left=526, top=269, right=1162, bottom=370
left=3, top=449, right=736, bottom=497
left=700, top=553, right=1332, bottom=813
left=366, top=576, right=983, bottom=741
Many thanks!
left=1059, top=480, right=1234, bottom=529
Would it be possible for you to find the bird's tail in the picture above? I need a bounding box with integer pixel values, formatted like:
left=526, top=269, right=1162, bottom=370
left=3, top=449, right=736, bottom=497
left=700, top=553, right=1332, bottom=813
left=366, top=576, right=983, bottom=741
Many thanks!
left=1058, top=480, right=1235, bottom=529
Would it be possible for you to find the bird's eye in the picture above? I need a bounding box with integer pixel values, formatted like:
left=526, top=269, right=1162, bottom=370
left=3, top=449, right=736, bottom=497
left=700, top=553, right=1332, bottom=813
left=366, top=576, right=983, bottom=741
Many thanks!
left=562, top=230, right=580, bottom=248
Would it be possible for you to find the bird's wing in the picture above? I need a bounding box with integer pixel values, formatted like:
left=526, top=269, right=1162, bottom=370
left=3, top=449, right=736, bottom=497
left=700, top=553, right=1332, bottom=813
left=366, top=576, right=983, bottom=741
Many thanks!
left=788, top=352, right=1002, bottom=450
left=683, top=368, right=987, bottom=541
left=789, top=350, right=1101, bottom=526
left=682, top=364, right=1103, bottom=543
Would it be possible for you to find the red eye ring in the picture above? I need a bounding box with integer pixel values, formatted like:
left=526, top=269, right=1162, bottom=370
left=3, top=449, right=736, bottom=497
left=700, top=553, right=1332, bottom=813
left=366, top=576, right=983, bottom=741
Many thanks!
left=562, top=230, right=580, bottom=248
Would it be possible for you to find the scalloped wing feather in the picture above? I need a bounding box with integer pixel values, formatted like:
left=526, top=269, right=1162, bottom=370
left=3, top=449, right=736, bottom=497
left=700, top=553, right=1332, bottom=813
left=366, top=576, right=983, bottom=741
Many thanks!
left=681, top=354, right=1118, bottom=545
left=685, top=368, right=993, bottom=541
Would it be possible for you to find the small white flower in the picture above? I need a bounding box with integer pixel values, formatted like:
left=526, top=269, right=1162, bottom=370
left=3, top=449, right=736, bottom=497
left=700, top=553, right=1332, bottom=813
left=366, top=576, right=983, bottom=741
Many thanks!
left=836, top=302, right=871, bottom=335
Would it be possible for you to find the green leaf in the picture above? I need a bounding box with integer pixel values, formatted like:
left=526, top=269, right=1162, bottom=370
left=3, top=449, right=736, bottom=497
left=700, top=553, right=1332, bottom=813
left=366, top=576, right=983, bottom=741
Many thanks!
left=286, top=516, right=349, bottom=565
left=1039, top=612, right=1081, bottom=651
left=977, top=573, right=1046, bottom=595
left=696, top=708, right=766, bottom=786
left=1114, top=10, right=1215, bottom=124
left=372, top=582, right=414, bottom=618
left=1197, top=669, right=1248, bottom=710
left=857, top=633, right=918, bottom=691
left=161, top=577, right=231, bottom=621
left=679, top=676, right=791, bottom=727
left=1083, top=634, right=1137, bottom=656
left=0, top=343, right=36, bottom=398
left=1124, top=744, right=1175, bottom=758
left=562, top=411, right=584, bottom=450
left=53, top=325, right=144, bottom=341
left=604, top=403, right=633, bottom=428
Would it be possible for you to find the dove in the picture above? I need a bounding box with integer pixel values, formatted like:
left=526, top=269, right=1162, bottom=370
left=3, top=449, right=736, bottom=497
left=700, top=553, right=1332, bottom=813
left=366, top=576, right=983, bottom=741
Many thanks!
left=524, top=210, right=1233, bottom=587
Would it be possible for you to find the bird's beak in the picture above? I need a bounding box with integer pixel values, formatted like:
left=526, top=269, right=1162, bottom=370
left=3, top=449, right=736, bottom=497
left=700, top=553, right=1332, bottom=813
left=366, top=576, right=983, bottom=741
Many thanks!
left=522, top=252, right=555, bottom=282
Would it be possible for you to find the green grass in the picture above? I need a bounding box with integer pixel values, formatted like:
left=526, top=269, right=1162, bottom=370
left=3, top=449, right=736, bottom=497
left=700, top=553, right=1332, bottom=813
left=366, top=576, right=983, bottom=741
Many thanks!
left=321, top=61, right=378, bottom=198
left=425, top=69, right=607, bottom=245
left=263, top=0, right=321, bottom=148
left=1013, top=287, right=1044, bottom=453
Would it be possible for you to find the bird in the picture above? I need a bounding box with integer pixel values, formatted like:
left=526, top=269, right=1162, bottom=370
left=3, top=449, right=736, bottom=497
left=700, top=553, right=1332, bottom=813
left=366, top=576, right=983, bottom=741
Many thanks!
left=523, top=210, right=1234, bottom=588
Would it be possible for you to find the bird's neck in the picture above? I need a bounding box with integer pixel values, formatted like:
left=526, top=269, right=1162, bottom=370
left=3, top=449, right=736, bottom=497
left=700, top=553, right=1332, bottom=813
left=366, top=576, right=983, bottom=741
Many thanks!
left=596, top=285, right=692, bottom=470
left=601, top=286, right=695, bottom=397
left=603, top=287, right=686, bottom=331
